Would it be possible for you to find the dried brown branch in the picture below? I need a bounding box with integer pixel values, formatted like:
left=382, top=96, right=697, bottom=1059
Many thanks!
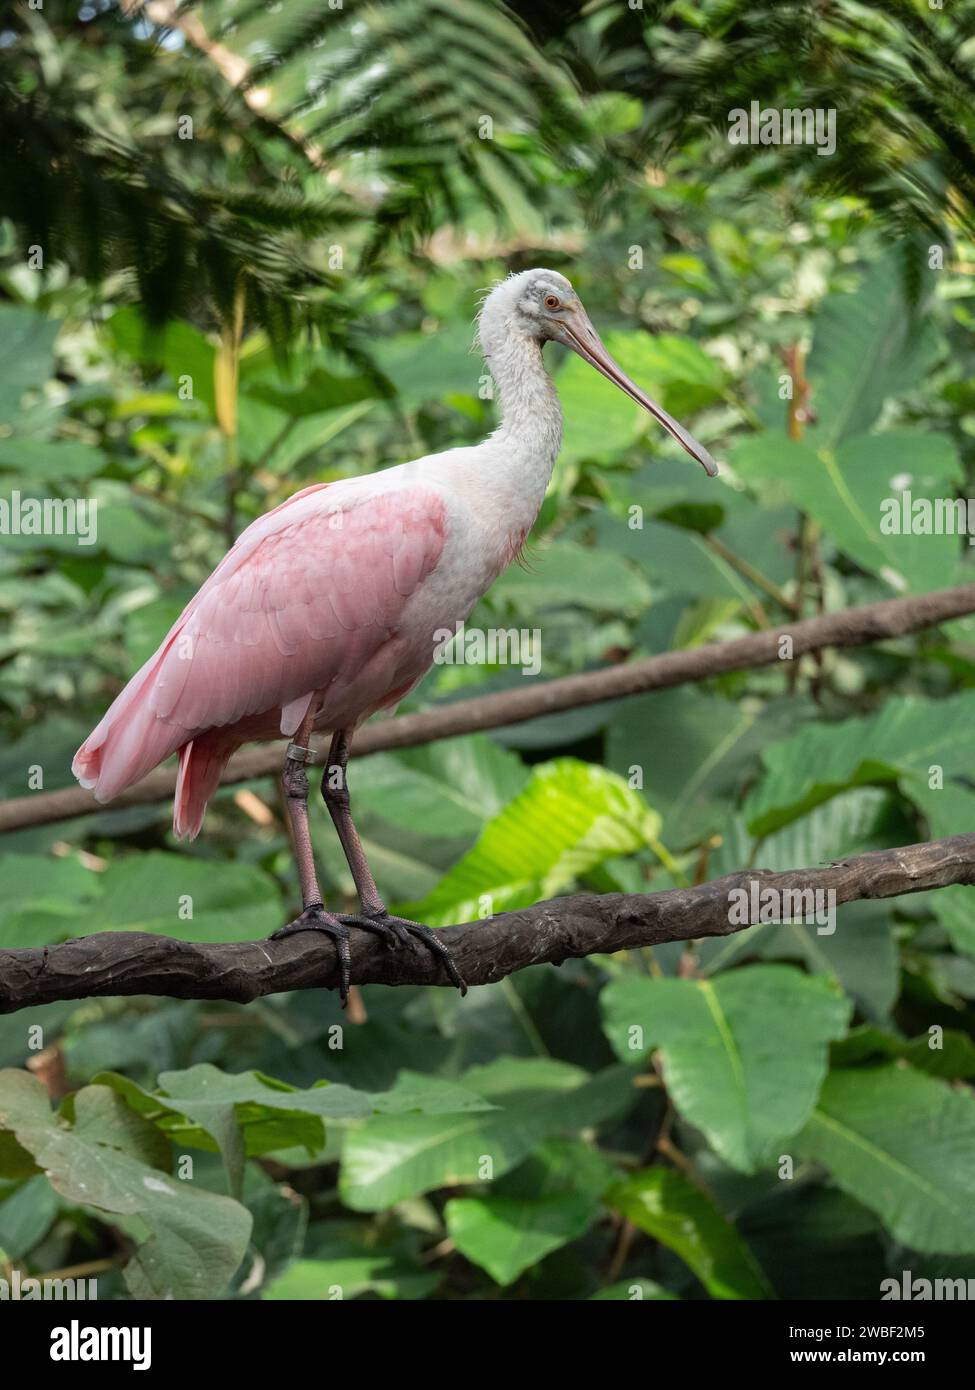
left=2, top=581, right=974, bottom=835
left=1, top=834, right=972, bottom=1013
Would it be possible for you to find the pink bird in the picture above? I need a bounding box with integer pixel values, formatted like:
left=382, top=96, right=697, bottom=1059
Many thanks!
left=73, top=270, right=717, bottom=1001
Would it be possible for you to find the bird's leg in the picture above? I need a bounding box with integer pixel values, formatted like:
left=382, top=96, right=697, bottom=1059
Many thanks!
left=322, top=730, right=467, bottom=994
left=270, top=713, right=353, bottom=1003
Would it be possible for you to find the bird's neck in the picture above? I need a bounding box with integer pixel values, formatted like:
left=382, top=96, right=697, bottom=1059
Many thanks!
left=484, top=330, right=563, bottom=487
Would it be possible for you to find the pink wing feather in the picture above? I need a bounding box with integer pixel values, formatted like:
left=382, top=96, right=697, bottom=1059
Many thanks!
left=73, top=482, right=446, bottom=836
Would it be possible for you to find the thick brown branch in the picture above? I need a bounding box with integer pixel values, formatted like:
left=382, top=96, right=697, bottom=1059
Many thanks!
left=2, top=834, right=972, bottom=1013
left=2, top=582, right=974, bottom=835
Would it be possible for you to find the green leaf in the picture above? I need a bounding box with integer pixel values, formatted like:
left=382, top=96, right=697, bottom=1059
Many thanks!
left=353, top=735, right=527, bottom=840
left=43, top=851, right=284, bottom=946
left=701, top=896, right=900, bottom=1024
left=0, top=437, right=106, bottom=480
left=444, top=1137, right=616, bottom=1286
left=600, top=514, right=756, bottom=603
left=749, top=788, right=905, bottom=871
left=0, top=853, right=100, bottom=946
left=797, top=1066, right=975, bottom=1254
left=606, top=1168, right=772, bottom=1299
left=491, top=539, right=652, bottom=617
left=743, top=692, right=975, bottom=835
left=805, top=255, right=939, bottom=449
left=368, top=1072, right=496, bottom=1116
left=732, top=430, right=962, bottom=593
left=340, top=1059, right=633, bottom=1212
left=93, top=1065, right=371, bottom=1196
left=908, top=780, right=975, bottom=844
left=0, top=1072, right=251, bottom=1298
left=124, top=596, right=191, bottom=669
left=0, top=306, right=59, bottom=419
left=602, top=966, right=851, bottom=1172
left=606, top=689, right=807, bottom=846
left=446, top=1192, right=597, bottom=1286
left=401, top=758, right=661, bottom=926
left=263, top=1252, right=437, bottom=1301
left=374, top=322, right=481, bottom=408
left=831, top=1025, right=975, bottom=1080
left=107, top=309, right=216, bottom=411
left=246, top=365, right=378, bottom=416
left=930, top=884, right=975, bottom=958
left=0, top=1175, right=59, bottom=1261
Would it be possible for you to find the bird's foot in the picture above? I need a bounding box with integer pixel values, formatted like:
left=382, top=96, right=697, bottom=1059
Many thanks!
left=270, top=903, right=352, bottom=1005
left=336, top=908, right=467, bottom=995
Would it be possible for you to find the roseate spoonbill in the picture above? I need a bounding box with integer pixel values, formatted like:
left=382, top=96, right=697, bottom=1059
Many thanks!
left=73, top=270, right=718, bottom=1001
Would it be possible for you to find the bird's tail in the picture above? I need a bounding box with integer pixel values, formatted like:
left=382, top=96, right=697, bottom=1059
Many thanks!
left=72, top=650, right=186, bottom=807
left=173, top=735, right=234, bottom=840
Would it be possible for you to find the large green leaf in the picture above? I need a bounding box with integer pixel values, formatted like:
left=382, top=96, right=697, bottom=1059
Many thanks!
left=20, top=850, right=286, bottom=947
left=0, top=853, right=100, bottom=946
left=606, top=1167, right=772, bottom=1299
left=401, top=758, right=661, bottom=926
left=908, top=780, right=975, bottom=844
left=797, top=1066, right=975, bottom=1253
left=262, top=1219, right=438, bottom=1301
left=831, top=1024, right=975, bottom=1080
left=245, top=363, right=378, bottom=417
left=107, top=308, right=217, bottom=411
left=744, top=692, right=975, bottom=835
left=352, top=736, right=528, bottom=840
left=0, top=306, right=60, bottom=421
left=602, top=966, right=850, bottom=1172
left=374, top=322, right=482, bottom=408
left=733, top=430, right=962, bottom=593
left=444, top=1137, right=617, bottom=1286
left=339, top=1058, right=633, bottom=1211
left=94, top=1064, right=371, bottom=1197
left=491, top=539, right=652, bottom=617
left=606, top=689, right=807, bottom=847
left=0, top=1175, right=59, bottom=1261
left=805, top=254, right=940, bottom=449
left=748, top=789, right=906, bottom=872
left=0, top=1071, right=251, bottom=1298
left=612, top=516, right=755, bottom=603
left=745, top=903, right=899, bottom=1022
left=446, top=1192, right=596, bottom=1287
left=263, top=1254, right=438, bottom=1301
left=0, top=437, right=106, bottom=480
left=931, top=885, right=975, bottom=958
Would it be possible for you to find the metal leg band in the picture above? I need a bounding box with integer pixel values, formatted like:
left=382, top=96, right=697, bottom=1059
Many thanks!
left=286, top=743, right=315, bottom=764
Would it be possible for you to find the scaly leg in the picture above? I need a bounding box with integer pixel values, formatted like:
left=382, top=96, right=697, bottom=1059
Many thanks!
left=322, top=730, right=467, bottom=994
left=269, top=711, right=353, bottom=1003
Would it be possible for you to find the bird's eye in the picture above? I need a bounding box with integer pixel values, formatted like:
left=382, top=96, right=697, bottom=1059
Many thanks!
left=543, top=294, right=561, bottom=311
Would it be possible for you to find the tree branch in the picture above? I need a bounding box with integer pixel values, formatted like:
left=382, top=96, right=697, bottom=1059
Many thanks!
left=3, top=581, right=975, bottom=834
left=2, top=834, right=973, bottom=1013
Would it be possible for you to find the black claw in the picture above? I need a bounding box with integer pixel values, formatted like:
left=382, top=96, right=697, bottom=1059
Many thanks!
left=270, top=905, right=352, bottom=1004
left=336, top=910, right=467, bottom=995
left=335, top=912, right=399, bottom=949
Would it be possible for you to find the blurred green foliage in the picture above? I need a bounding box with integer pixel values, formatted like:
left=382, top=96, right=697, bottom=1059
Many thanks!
left=1, top=1, right=975, bottom=1302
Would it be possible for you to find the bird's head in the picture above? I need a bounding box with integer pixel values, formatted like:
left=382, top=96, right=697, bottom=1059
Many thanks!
left=478, top=268, right=718, bottom=477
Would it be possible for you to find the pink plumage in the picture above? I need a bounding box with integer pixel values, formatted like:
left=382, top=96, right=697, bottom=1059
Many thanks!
left=73, top=481, right=446, bottom=837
